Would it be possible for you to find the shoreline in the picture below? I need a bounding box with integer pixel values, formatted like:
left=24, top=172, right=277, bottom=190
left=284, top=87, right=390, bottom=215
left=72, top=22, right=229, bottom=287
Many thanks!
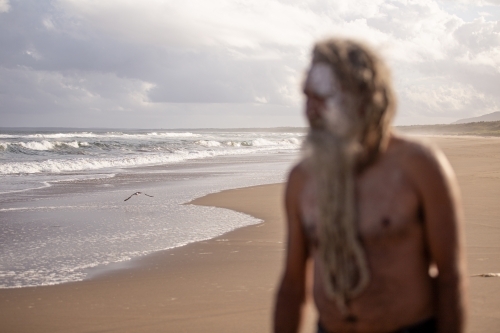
left=0, top=183, right=316, bottom=333
left=77, top=182, right=287, bottom=283
left=0, top=151, right=296, bottom=289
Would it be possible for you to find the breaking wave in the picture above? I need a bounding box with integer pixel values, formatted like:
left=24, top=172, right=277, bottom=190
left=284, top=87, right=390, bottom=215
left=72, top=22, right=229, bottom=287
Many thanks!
left=0, top=131, right=202, bottom=139
left=0, top=148, right=272, bottom=174
left=1, top=141, right=89, bottom=151
left=0, top=129, right=303, bottom=175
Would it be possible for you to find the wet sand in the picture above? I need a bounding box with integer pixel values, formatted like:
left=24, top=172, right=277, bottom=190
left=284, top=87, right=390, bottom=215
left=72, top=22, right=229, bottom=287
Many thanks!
left=1, top=135, right=500, bottom=332
left=0, top=184, right=301, bottom=333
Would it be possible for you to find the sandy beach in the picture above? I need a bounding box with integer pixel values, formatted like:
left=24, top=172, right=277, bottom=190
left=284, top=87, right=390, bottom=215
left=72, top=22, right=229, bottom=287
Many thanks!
left=1, top=135, right=500, bottom=332
left=0, top=184, right=294, bottom=333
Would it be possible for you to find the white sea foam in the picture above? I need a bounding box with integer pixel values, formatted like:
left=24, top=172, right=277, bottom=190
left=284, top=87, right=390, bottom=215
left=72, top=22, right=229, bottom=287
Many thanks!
left=0, top=181, right=51, bottom=195
left=0, top=173, right=115, bottom=194
left=0, top=201, right=117, bottom=211
left=30, top=132, right=96, bottom=138
left=64, top=141, right=80, bottom=148
left=0, top=204, right=265, bottom=288
left=0, top=140, right=107, bottom=152
left=250, top=138, right=274, bottom=146
left=0, top=206, right=79, bottom=212
left=241, top=138, right=299, bottom=147
left=0, top=139, right=300, bottom=174
left=0, top=132, right=201, bottom=139
left=143, top=132, right=201, bottom=138
left=195, top=140, right=222, bottom=147
left=0, top=131, right=202, bottom=140
left=0, top=149, right=247, bottom=174
left=281, top=138, right=300, bottom=145
left=4, top=140, right=85, bottom=151
left=19, top=140, right=56, bottom=151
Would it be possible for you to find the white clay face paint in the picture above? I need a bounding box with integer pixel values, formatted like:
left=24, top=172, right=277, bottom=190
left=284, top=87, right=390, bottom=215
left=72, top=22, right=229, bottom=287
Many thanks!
left=324, top=95, right=351, bottom=137
left=305, top=63, right=336, bottom=98
left=305, top=63, right=352, bottom=137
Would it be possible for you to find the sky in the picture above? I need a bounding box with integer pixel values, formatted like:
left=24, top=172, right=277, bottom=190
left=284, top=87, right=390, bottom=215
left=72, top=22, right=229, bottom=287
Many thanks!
left=0, top=0, right=499, bottom=129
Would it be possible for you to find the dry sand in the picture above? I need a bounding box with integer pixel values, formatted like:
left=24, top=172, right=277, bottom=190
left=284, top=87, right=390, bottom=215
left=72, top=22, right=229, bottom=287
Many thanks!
left=427, top=136, right=500, bottom=332
left=1, top=135, right=500, bottom=332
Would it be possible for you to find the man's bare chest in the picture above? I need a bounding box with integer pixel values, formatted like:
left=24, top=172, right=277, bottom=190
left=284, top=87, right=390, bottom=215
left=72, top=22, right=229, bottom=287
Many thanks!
left=300, top=155, right=423, bottom=249
left=356, top=162, right=421, bottom=244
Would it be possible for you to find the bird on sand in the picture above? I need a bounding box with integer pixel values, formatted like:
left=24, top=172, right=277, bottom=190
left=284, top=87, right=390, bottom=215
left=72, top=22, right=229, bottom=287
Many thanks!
left=124, top=192, right=154, bottom=201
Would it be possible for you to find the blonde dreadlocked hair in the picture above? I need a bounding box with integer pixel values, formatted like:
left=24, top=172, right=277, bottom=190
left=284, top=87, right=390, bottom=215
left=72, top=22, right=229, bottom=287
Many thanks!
left=312, top=38, right=396, bottom=154
left=305, top=38, right=396, bottom=312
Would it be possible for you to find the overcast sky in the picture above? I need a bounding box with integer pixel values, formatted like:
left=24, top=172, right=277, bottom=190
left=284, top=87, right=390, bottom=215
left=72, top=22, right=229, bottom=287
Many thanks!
left=1, top=0, right=499, bottom=128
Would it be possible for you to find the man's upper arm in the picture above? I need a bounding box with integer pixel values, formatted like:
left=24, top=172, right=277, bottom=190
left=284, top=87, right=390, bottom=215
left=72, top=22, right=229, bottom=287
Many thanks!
left=281, top=165, right=310, bottom=290
left=274, top=166, right=310, bottom=333
left=411, top=145, right=466, bottom=276
left=408, top=142, right=468, bottom=332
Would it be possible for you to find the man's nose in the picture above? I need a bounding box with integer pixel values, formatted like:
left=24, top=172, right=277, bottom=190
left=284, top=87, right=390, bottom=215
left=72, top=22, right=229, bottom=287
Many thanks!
left=306, top=98, right=323, bottom=118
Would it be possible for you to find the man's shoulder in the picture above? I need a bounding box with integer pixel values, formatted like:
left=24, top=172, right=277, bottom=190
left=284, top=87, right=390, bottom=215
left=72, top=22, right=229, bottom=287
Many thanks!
left=389, top=133, right=445, bottom=166
left=287, top=161, right=309, bottom=185
left=283, top=162, right=310, bottom=210
left=388, top=133, right=455, bottom=187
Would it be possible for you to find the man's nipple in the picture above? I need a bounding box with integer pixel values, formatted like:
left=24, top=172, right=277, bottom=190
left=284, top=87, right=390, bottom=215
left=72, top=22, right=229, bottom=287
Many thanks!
left=345, top=314, right=358, bottom=323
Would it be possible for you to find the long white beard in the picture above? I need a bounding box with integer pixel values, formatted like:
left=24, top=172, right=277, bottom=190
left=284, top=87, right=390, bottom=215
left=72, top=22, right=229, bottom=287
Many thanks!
left=302, top=128, right=370, bottom=313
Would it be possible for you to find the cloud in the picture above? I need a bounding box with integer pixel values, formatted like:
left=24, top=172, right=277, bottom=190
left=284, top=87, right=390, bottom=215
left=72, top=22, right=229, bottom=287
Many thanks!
left=441, top=0, right=500, bottom=5
left=400, top=79, right=497, bottom=117
left=0, top=0, right=499, bottom=127
left=0, top=0, right=10, bottom=13
left=57, top=0, right=319, bottom=50
left=453, top=17, right=500, bottom=67
left=0, top=66, right=156, bottom=114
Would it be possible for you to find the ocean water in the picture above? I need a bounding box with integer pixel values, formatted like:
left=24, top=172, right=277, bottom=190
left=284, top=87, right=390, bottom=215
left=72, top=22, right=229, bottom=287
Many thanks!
left=0, top=128, right=304, bottom=288
left=0, top=128, right=304, bottom=192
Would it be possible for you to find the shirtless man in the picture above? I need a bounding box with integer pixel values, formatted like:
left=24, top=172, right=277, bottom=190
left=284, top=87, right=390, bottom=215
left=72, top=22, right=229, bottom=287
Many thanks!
left=274, top=38, right=467, bottom=333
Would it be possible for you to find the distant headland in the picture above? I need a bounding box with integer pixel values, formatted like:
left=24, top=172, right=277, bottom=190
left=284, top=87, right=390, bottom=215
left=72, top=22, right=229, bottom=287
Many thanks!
left=396, top=111, right=500, bottom=137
